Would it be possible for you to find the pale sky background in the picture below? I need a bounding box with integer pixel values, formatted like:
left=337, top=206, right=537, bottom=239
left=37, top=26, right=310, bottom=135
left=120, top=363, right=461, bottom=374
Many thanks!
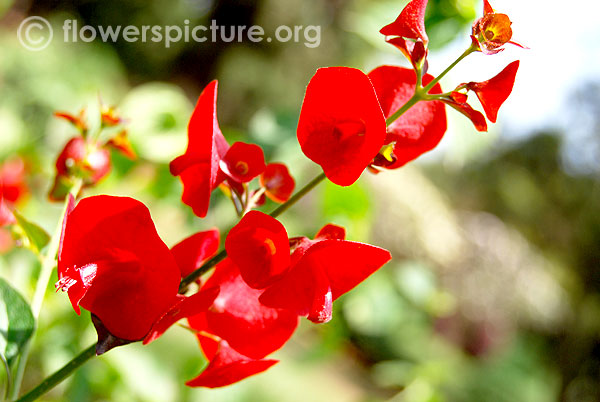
left=424, top=0, right=600, bottom=172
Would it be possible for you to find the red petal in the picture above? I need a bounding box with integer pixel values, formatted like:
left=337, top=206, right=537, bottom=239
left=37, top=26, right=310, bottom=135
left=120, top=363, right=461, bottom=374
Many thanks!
left=443, top=99, right=488, bottom=132
left=314, top=224, right=346, bottom=241
left=466, top=60, right=519, bottom=123
left=170, top=81, right=229, bottom=218
left=106, top=130, right=136, bottom=160
left=193, top=259, right=298, bottom=359
left=186, top=337, right=278, bottom=388
left=259, top=163, right=295, bottom=203
left=0, top=158, right=27, bottom=204
left=259, top=261, right=333, bottom=323
left=143, top=286, right=219, bottom=344
left=380, top=0, right=429, bottom=43
left=368, top=65, right=447, bottom=168
left=57, top=196, right=181, bottom=340
left=260, top=240, right=391, bottom=323
left=297, top=67, right=386, bottom=186
left=171, top=229, right=220, bottom=278
left=483, top=0, right=494, bottom=15
left=385, top=37, right=428, bottom=69
left=219, top=142, right=266, bottom=183
left=225, top=211, right=291, bottom=289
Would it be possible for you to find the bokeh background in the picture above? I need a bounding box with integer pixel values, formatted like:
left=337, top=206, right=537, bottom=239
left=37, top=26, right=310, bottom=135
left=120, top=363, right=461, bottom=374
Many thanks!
left=1, top=0, right=599, bottom=401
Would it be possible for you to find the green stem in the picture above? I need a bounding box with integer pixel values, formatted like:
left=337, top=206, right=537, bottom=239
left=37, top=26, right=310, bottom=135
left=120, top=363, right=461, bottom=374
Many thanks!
left=422, top=45, right=475, bottom=95
left=10, top=179, right=83, bottom=400
left=385, top=93, right=421, bottom=126
left=13, top=344, right=96, bottom=402
left=385, top=45, right=476, bottom=127
left=178, top=171, right=327, bottom=293
left=268, top=172, right=326, bottom=218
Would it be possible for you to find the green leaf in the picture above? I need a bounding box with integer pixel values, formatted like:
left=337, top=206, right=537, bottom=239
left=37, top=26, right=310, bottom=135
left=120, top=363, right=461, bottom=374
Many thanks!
left=13, top=211, right=51, bottom=253
left=0, top=278, right=35, bottom=374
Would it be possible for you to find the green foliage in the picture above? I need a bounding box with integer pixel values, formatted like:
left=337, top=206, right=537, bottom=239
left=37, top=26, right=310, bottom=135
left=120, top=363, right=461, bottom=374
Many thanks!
left=0, top=278, right=35, bottom=394
left=12, top=211, right=50, bottom=254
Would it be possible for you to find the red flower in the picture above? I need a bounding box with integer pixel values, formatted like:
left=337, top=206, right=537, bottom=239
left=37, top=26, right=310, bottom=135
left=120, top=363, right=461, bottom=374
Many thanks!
left=471, top=0, right=525, bottom=54
left=380, top=0, right=428, bottom=44
left=260, top=228, right=392, bottom=323
left=49, top=137, right=111, bottom=201
left=170, top=81, right=229, bottom=218
left=189, top=258, right=298, bottom=359
left=185, top=334, right=278, bottom=388
left=463, top=60, right=520, bottom=123
left=259, top=163, right=295, bottom=203
left=225, top=211, right=290, bottom=290
left=57, top=195, right=183, bottom=342
left=367, top=65, right=447, bottom=169
left=219, top=142, right=265, bottom=184
left=171, top=229, right=220, bottom=278
left=297, top=67, right=386, bottom=186
left=170, top=81, right=266, bottom=217
left=0, top=158, right=28, bottom=227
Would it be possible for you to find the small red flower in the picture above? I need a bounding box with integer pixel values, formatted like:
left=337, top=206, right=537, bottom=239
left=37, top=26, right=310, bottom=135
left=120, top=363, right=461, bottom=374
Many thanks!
left=297, top=67, right=386, bottom=186
left=259, top=163, right=295, bottom=203
left=219, top=142, right=265, bottom=184
left=185, top=334, right=278, bottom=388
left=49, top=137, right=111, bottom=201
left=259, top=225, right=392, bottom=323
left=368, top=65, right=447, bottom=169
left=57, top=195, right=183, bottom=342
left=225, top=211, right=290, bottom=289
left=380, top=0, right=429, bottom=44
left=171, top=229, right=220, bottom=278
left=189, top=258, right=298, bottom=359
left=464, top=60, right=520, bottom=123
left=471, top=0, right=525, bottom=54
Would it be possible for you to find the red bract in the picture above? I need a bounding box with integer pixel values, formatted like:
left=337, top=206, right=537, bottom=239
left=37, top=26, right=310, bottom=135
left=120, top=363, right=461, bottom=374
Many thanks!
left=443, top=97, right=488, bottom=132
left=464, top=60, right=520, bottom=123
left=171, top=229, right=220, bottom=278
left=260, top=225, right=392, bottom=323
left=297, top=67, right=386, bottom=186
left=170, top=81, right=229, bottom=218
left=57, top=195, right=182, bottom=342
left=471, top=0, right=524, bottom=54
left=189, top=258, right=298, bottom=359
left=259, top=163, right=295, bottom=203
left=368, top=65, right=447, bottom=169
left=185, top=334, right=278, bottom=388
left=143, top=287, right=219, bottom=345
left=0, top=158, right=28, bottom=226
left=171, top=81, right=267, bottom=217
left=54, top=110, right=87, bottom=133
left=225, top=211, right=290, bottom=289
left=49, top=137, right=111, bottom=201
left=380, top=0, right=428, bottom=44
left=106, top=130, right=136, bottom=160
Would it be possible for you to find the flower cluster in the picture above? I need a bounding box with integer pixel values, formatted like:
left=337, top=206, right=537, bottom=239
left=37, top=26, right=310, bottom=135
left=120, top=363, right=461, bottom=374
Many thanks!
left=52, top=0, right=523, bottom=391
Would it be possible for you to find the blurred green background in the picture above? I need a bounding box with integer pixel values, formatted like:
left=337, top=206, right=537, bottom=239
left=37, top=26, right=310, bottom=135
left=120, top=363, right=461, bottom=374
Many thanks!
left=1, top=0, right=599, bottom=401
